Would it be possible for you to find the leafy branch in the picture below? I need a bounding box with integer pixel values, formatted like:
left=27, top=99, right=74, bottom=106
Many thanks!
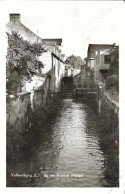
left=6, top=32, right=47, bottom=94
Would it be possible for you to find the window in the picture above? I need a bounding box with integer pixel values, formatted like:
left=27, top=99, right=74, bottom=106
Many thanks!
left=71, top=70, right=74, bottom=75
left=104, top=55, right=111, bottom=63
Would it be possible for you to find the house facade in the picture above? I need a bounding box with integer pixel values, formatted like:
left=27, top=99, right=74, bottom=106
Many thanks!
left=84, top=57, right=94, bottom=81
left=6, top=13, right=65, bottom=95
left=65, top=63, right=80, bottom=77
left=42, top=39, right=65, bottom=92
left=87, top=44, right=117, bottom=84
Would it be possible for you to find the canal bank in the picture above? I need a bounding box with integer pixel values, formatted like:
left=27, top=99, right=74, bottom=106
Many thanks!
left=7, top=98, right=119, bottom=187
left=7, top=77, right=119, bottom=187
left=6, top=89, right=63, bottom=162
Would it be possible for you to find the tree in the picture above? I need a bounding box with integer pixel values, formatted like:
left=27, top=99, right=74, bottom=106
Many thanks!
left=65, top=55, right=84, bottom=69
left=109, top=47, right=119, bottom=76
left=6, top=32, right=47, bottom=94
left=105, top=47, right=119, bottom=92
left=105, top=75, right=119, bottom=91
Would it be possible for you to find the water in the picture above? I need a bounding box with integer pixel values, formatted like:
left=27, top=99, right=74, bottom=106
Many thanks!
left=7, top=99, right=119, bottom=187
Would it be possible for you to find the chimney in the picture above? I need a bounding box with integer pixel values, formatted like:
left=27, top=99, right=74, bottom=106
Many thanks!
left=113, top=43, right=117, bottom=48
left=9, top=13, right=21, bottom=22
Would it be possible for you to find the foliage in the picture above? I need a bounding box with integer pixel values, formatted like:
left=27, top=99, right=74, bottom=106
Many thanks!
left=6, top=70, right=21, bottom=93
left=105, top=75, right=119, bottom=91
left=86, top=78, right=97, bottom=90
left=6, top=32, right=46, bottom=94
left=105, top=47, right=119, bottom=92
left=109, top=47, right=119, bottom=75
left=65, top=55, right=84, bottom=69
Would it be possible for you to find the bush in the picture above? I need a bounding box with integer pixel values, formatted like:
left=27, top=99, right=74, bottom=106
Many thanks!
left=105, top=75, right=119, bottom=91
left=109, top=48, right=119, bottom=75
left=6, top=71, right=21, bottom=94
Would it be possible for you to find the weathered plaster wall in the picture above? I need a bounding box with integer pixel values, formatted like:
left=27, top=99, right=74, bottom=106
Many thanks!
left=6, top=85, right=62, bottom=157
left=39, top=51, right=52, bottom=74
left=26, top=76, right=45, bottom=92
left=99, top=90, right=119, bottom=115
left=98, top=90, right=119, bottom=141
left=33, top=87, right=51, bottom=108
left=33, top=89, right=44, bottom=107
left=7, top=92, right=31, bottom=131
left=6, top=92, right=31, bottom=152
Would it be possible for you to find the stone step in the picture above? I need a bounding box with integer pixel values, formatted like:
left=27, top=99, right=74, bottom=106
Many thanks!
left=63, top=86, right=74, bottom=89
left=63, top=88, right=74, bottom=91
left=63, top=85, right=74, bottom=87
left=63, top=91, right=73, bottom=94
left=63, top=89, right=74, bottom=92
left=63, top=82, right=74, bottom=85
left=63, top=93, right=73, bottom=98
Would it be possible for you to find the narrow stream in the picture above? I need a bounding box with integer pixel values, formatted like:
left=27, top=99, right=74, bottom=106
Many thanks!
left=7, top=99, right=119, bottom=187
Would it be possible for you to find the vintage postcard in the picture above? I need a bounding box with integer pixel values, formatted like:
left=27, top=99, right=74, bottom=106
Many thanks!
left=0, top=0, right=125, bottom=194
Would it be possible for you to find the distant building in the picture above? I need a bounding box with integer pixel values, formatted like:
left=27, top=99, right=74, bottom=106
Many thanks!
left=65, top=63, right=81, bottom=77
left=42, top=39, right=65, bottom=92
left=87, top=44, right=117, bottom=84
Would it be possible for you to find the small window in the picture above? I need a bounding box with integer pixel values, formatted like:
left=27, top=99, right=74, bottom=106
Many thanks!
left=104, top=55, right=111, bottom=63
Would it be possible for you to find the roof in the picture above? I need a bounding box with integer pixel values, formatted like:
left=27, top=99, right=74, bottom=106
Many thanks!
left=42, top=39, right=62, bottom=46
left=6, top=20, right=65, bottom=63
left=88, top=44, right=114, bottom=50
left=87, top=44, right=115, bottom=58
left=7, top=13, right=44, bottom=45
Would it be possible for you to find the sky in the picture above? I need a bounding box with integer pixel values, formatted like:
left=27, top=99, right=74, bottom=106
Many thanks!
left=1, top=1, right=125, bottom=59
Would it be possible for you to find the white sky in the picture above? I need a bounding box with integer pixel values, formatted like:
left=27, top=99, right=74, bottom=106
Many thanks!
left=2, top=1, right=125, bottom=59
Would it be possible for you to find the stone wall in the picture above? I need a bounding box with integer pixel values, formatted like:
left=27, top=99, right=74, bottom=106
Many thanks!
left=39, top=51, right=52, bottom=74
left=6, top=83, right=63, bottom=158
left=95, top=89, right=119, bottom=186
left=33, top=89, right=44, bottom=107
left=33, top=87, right=51, bottom=107
left=6, top=92, right=31, bottom=132
left=98, top=89, right=119, bottom=143
left=6, top=92, right=31, bottom=155
left=99, top=90, right=119, bottom=116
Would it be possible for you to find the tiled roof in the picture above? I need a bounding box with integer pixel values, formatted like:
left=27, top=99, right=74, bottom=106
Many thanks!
left=87, top=44, right=115, bottom=58
left=6, top=21, right=65, bottom=63
left=88, top=44, right=114, bottom=50
left=42, top=39, right=62, bottom=46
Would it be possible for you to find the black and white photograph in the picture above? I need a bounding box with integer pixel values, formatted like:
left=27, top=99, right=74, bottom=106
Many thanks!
left=0, top=0, right=125, bottom=192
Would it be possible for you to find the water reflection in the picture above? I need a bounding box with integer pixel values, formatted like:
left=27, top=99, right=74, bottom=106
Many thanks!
left=7, top=99, right=118, bottom=187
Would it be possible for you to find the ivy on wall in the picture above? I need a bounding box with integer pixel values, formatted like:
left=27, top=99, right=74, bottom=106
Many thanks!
left=109, top=47, right=119, bottom=76
left=6, top=31, right=47, bottom=94
left=105, top=47, right=119, bottom=92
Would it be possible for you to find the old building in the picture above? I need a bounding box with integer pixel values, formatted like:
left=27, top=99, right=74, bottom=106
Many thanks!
left=84, top=57, right=94, bottom=81
left=42, top=39, right=65, bottom=92
left=65, top=63, right=80, bottom=77
left=87, top=44, right=117, bottom=84
left=6, top=13, right=65, bottom=96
